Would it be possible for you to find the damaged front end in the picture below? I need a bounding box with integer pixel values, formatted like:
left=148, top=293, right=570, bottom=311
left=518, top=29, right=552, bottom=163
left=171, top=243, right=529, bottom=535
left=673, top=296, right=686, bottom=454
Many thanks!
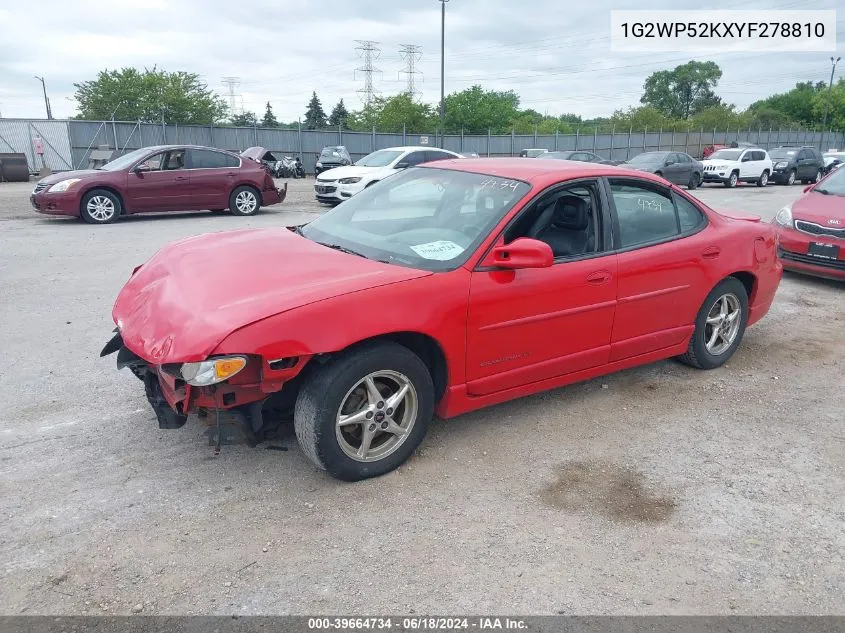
left=100, top=331, right=302, bottom=446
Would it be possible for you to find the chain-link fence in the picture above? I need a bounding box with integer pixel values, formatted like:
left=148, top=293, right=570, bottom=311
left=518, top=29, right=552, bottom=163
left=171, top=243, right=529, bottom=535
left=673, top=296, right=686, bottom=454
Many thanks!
left=2, top=118, right=844, bottom=175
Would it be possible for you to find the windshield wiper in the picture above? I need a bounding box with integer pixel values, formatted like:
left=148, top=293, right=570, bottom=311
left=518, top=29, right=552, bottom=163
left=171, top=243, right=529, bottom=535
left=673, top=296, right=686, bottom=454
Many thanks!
left=317, top=242, right=369, bottom=259
left=813, top=188, right=832, bottom=195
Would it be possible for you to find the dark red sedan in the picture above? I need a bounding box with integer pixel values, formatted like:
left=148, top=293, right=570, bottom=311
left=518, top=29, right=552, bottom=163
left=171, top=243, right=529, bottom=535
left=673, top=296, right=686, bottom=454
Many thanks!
left=774, top=165, right=845, bottom=280
left=30, top=145, right=285, bottom=224
left=102, top=158, right=782, bottom=481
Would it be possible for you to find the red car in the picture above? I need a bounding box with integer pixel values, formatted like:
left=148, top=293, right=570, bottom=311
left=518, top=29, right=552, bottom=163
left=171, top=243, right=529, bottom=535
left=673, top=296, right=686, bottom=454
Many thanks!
left=102, top=158, right=782, bottom=481
left=30, top=145, right=285, bottom=224
left=774, top=165, right=845, bottom=280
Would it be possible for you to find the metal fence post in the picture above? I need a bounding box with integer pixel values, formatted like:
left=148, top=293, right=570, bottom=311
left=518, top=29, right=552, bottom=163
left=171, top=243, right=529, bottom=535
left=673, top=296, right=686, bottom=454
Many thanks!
left=533, top=124, right=537, bottom=147
left=461, top=127, right=464, bottom=152
left=254, top=122, right=258, bottom=146
left=626, top=126, right=632, bottom=160
left=594, top=126, right=598, bottom=152
left=138, top=120, right=143, bottom=148
left=402, top=123, right=405, bottom=145
left=670, top=127, right=674, bottom=152
left=487, top=128, right=491, bottom=157
left=555, top=129, right=558, bottom=151
left=575, top=127, right=579, bottom=150
left=27, top=121, right=36, bottom=169
left=658, top=126, right=662, bottom=151
left=511, top=127, right=514, bottom=156
left=698, top=126, right=703, bottom=157
left=298, top=120, right=303, bottom=156
left=372, top=125, right=376, bottom=152
left=685, top=127, right=690, bottom=156
left=174, top=123, right=178, bottom=144
left=112, top=119, right=118, bottom=151
left=610, top=125, right=615, bottom=157
left=340, top=122, right=344, bottom=146
left=210, top=123, right=214, bottom=147
left=643, top=126, right=647, bottom=152
left=712, top=127, right=717, bottom=147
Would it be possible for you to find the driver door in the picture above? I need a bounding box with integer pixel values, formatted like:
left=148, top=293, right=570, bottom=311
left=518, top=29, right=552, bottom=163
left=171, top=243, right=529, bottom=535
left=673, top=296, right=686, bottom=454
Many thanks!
left=125, top=149, right=191, bottom=212
left=465, top=179, right=617, bottom=396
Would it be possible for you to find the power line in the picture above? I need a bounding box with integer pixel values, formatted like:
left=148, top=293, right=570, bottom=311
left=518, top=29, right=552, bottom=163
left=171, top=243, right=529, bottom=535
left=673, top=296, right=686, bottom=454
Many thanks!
left=398, top=44, right=423, bottom=100
left=355, top=40, right=382, bottom=107
left=221, top=76, right=241, bottom=114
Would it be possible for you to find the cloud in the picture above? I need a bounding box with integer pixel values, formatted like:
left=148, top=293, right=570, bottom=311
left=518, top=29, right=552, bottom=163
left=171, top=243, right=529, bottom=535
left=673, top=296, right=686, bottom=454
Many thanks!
left=0, top=0, right=842, bottom=121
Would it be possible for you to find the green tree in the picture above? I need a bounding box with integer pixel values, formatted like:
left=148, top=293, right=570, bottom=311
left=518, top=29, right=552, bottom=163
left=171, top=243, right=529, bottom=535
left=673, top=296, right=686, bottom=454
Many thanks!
left=610, top=106, right=672, bottom=132
left=376, top=93, right=435, bottom=133
left=261, top=102, right=279, bottom=128
left=443, top=85, right=520, bottom=133
left=328, top=98, right=350, bottom=127
left=641, top=61, right=723, bottom=119
left=749, top=81, right=825, bottom=127
left=812, top=78, right=845, bottom=132
left=304, top=92, right=328, bottom=129
left=230, top=111, right=257, bottom=127
left=73, top=67, right=228, bottom=124
left=688, top=104, right=750, bottom=131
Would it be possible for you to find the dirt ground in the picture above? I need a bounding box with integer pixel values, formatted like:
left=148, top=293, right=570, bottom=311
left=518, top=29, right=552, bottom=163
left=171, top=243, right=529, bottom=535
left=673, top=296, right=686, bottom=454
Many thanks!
left=0, top=176, right=842, bottom=615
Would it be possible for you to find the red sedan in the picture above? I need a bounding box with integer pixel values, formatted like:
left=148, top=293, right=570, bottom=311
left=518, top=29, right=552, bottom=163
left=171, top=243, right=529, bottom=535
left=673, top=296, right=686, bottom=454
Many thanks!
left=774, top=165, right=845, bottom=280
left=30, top=145, right=285, bottom=224
left=102, top=158, right=782, bottom=481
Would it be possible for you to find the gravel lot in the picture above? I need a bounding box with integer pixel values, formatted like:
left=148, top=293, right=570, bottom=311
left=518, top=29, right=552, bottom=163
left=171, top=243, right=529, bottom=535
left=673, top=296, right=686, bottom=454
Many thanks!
left=0, top=175, right=843, bottom=616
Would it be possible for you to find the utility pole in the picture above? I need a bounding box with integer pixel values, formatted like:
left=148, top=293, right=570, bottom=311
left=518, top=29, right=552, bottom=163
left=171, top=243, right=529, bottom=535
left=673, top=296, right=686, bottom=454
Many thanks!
left=221, top=76, right=241, bottom=114
left=821, top=56, right=841, bottom=149
left=439, top=0, right=449, bottom=147
left=355, top=40, right=382, bottom=107
left=398, top=44, right=423, bottom=100
left=33, top=76, right=52, bottom=119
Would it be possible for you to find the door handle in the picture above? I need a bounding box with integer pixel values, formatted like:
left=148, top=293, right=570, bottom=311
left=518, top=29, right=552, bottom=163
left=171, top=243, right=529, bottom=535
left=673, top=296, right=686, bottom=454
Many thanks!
left=586, top=270, right=612, bottom=285
left=174, top=176, right=188, bottom=181
left=702, top=246, right=721, bottom=259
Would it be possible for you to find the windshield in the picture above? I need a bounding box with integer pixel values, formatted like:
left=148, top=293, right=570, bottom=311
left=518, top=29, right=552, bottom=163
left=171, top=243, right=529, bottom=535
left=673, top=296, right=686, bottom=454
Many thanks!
left=709, top=150, right=742, bottom=161
left=545, top=152, right=573, bottom=159
left=770, top=149, right=796, bottom=160
left=320, top=147, right=349, bottom=161
left=627, top=152, right=665, bottom=165
left=355, top=149, right=403, bottom=167
left=300, top=167, right=531, bottom=272
left=814, top=167, right=845, bottom=196
left=99, top=148, right=151, bottom=171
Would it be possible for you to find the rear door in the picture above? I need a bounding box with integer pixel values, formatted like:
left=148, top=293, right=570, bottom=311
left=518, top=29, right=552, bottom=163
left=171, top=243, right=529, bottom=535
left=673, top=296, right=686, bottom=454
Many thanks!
left=662, top=153, right=686, bottom=185
left=125, top=149, right=191, bottom=212
left=605, top=177, right=711, bottom=360
left=186, top=149, right=240, bottom=209
left=796, top=149, right=813, bottom=180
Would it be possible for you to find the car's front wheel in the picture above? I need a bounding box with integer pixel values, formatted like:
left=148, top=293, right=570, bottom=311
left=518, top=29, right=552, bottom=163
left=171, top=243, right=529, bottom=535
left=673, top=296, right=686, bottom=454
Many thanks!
left=229, top=186, right=260, bottom=216
left=687, top=172, right=700, bottom=190
left=785, top=169, right=796, bottom=185
left=81, top=189, right=122, bottom=224
left=677, top=278, right=748, bottom=370
left=294, top=342, right=434, bottom=481
left=724, top=171, right=738, bottom=188
left=756, top=170, right=769, bottom=187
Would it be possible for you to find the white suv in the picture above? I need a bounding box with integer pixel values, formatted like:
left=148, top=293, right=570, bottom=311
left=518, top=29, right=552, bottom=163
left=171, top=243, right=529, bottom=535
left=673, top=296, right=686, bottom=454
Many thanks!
left=314, top=146, right=462, bottom=204
left=702, top=147, right=773, bottom=188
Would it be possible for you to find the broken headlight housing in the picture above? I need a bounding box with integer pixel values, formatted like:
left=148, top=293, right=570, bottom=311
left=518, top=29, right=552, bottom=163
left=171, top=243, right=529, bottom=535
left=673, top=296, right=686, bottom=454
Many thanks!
left=180, top=355, right=247, bottom=386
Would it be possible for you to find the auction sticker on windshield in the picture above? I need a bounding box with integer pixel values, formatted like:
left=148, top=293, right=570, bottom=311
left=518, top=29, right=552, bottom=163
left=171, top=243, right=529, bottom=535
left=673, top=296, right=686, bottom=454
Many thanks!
left=410, top=240, right=465, bottom=260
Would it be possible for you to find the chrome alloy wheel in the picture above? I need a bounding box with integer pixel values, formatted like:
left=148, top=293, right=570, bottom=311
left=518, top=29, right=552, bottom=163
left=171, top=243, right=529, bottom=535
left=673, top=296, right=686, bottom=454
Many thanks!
left=335, top=370, right=418, bottom=462
left=87, top=195, right=116, bottom=221
left=235, top=190, right=258, bottom=213
left=704, top=293, right=741, bottom=356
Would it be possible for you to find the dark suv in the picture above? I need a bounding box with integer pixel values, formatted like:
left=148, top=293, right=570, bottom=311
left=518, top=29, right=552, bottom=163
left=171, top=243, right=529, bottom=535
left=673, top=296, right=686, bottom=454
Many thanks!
left=769, top=146, right=825, bottom=185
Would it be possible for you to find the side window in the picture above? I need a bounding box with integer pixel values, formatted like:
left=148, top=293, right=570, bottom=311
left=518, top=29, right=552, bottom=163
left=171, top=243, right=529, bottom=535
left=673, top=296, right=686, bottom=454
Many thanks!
left=137, top=152, right=165, bottom=171
left=504, top=181, right=603, bottom=260
left=677, top=153, right=690, bottom=163
left=608, top=181, right=679, bottom=248
left=162, top=149, right=185, bottom=170
left=189, top=149, right=238, bottom=169
left=424, top=151, right=453, bottom=163
left=403, top=151, right=428, bottom=167
left=673, top=193, right=707, bottom=232
left=740, top=151, right=751, bottom=162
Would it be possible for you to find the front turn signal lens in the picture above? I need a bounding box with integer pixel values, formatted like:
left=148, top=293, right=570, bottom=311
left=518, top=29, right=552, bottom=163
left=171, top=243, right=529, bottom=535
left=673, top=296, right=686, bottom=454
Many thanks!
left=180, top=355, right=247, bottom=386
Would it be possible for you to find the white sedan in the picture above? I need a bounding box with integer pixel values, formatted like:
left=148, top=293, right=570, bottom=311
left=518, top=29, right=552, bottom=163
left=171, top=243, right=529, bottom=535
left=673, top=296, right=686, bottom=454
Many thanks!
left=314, top=146, right=462, bottom=203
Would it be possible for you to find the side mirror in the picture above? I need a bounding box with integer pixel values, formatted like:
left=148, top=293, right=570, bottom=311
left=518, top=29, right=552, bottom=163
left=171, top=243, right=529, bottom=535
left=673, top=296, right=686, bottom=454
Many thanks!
left=485, top=238, right=554, bottom=270
left=664, top=159, right=674, bottom=166
left=133, top=164, right=151, bottom=174
left=394, top=161, right=409, bottom=169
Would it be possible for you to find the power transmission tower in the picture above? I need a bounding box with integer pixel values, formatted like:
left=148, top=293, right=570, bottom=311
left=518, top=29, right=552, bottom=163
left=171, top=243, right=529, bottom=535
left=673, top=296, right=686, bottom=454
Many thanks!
left=398, top=44, right=423, bottom=100
left=354, top=40, right=382, bottom=107
left=221, top=76, right=241, bottom=113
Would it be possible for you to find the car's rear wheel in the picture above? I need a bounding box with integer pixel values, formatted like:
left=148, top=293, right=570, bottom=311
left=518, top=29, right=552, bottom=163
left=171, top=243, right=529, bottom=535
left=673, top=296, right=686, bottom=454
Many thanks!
left=677, top=278, right=748, bottom=370
left=294, top=341, right=434, bottom=481
left=724, top=171, right=738, bottom=188
left=81, top=189, right=122, bottom=224
left=785, top=169, right=796, bottom=185
left=687, top=172, right=700, bottom=190
left=756, top=170, right=769, bottom=187
left=229, top=186, right=260, bottom=216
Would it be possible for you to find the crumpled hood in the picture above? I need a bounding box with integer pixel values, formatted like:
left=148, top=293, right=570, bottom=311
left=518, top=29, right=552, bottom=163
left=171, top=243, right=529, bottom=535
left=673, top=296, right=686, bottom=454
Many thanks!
left=317, top=165, right=386, bottom=181
left=791, top=192, right=845, bottom=225
left=113, top=228, right=430, bottom=364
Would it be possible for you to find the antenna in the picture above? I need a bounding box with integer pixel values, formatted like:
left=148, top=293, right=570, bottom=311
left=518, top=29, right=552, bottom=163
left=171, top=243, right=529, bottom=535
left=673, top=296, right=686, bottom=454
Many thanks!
left=354, top=40, right=382, bottom=107
left=221, top=76, right=241, bottom=114
left=398, top=44, right=423, bottom=100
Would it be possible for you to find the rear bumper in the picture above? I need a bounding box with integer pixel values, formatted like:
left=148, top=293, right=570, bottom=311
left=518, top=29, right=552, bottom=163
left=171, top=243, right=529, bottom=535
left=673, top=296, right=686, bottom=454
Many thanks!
left=262, top=182, right=286, bottom=206
left=31, top=191, right=81, bottom=217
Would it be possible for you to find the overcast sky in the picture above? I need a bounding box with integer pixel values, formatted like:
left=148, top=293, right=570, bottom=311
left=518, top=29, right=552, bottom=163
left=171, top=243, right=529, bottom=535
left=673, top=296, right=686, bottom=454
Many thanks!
left=0, top=0, right=842, bottom=122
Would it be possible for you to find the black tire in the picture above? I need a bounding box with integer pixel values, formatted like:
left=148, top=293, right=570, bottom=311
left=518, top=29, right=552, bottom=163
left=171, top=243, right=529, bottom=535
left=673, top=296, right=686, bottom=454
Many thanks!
left=756, top=170, right=769, bottom=187
left=813, top=169, right=822, bottom=183
left=677, top=277, right=749, bottom=370
left=229, top=186, right=261, bottom=216
left=687, top=172, right=700, bottom=190
left=80, top=189, right=122, bottom=224
left=294, top=341, right=434, bottom=481
left=724, top=171, right=738, bottom=188
left=785, top=169, right=796, bottom=186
